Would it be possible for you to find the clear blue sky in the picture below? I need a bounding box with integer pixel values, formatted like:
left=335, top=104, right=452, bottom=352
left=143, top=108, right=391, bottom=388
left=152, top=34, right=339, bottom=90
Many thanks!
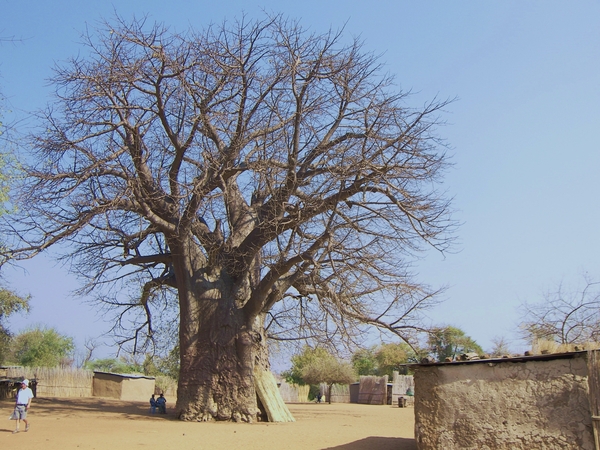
left=1, top=1, right=599, bottom=363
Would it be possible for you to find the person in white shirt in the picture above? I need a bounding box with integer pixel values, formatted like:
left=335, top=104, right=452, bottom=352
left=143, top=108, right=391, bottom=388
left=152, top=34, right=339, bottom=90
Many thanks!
left=12, top=379, right=34, bottom=434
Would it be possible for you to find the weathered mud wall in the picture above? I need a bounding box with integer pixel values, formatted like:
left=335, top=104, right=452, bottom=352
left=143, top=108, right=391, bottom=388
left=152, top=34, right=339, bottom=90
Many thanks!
left=93, top=372, right=155, bottom=402
left=93, top=372, right=123, bottom=399
left=414, top=354, right=594, bottom=450
left=120, top=377, right=155, bottom=402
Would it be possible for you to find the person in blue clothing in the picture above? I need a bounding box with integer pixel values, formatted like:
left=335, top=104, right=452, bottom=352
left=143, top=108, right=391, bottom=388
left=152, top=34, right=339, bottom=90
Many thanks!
left=156, top=393, right=167, bottom=414
left=149, top=394, right=157, bottom=414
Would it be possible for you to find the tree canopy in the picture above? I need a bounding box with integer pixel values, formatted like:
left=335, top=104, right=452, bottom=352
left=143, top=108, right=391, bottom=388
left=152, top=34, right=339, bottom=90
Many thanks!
left=0, top=15, right=454, bottom=421
left=351, top=347, right=378, bottom=376
left=301, top=356, right=356, bottom=404
left=283, top=346, right=331, bottom=385
left=85, top=356, right=143, bottom=374
left=373, top=342, right=412, bottom=377
left=284, top=345, right=355, bottom=403
left=0, top=287, right=29, bottom=364
left=427, top=326, right=482, bottom=361
left=351, top=342, right=414, bottom=377
left=9, top=326, right=74, bottom=367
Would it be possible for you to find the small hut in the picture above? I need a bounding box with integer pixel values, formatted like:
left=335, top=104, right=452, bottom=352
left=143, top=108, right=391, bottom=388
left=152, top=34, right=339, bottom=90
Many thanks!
left=92, top=371, right=155, bottom=402
left=0, top=367, right=37, bottom=400
left=412, top=351, right=600, bottom=450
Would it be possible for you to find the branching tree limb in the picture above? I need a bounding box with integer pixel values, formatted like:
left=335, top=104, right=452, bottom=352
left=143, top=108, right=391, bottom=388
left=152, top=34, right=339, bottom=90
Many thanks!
left=520, top=275, right=600, bottom=345
left=1, top=15, right=456, bottom=421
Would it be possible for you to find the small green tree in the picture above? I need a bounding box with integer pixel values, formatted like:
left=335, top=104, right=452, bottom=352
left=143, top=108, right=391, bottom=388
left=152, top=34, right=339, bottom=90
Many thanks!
left=351, top=343, right=415, bottom=377
left=10, top=326, right=74, bottom=367
left=0, top=288, right=29, bottom=364
left=301, top=357, right=356, bottom=404
left=282, top=346, right=332, bottom=385
left=141, top=348, right=180, bottom=380
left=427, top=326, right=482, bottom=361
left=84, top=356, right=143, bottom=374
left=156, top=344, right=180, bottom=381
left=351, top=347, right=378, bottom=376
left=142, top=354, right=160, bottom=376
left=374, top=343, right=411, bottom=378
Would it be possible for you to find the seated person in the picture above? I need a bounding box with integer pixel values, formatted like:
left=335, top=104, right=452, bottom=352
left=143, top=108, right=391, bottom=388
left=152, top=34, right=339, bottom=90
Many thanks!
left=156, top=393, right=167, bottom=414
left=149, top=394, right=157, bottom=414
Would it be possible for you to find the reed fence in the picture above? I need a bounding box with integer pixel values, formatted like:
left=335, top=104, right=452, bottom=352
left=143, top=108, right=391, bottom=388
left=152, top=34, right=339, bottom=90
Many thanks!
left=279, top=380, right=310, bottom=402
left=320, top=383, right=351, bottom=403
left=7, top=367, right=93, bottom=397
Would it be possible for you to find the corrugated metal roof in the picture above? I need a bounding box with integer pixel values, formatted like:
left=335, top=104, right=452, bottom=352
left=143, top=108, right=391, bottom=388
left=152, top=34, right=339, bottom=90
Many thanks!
left=408, top=351, right=585, bottom=367
left=93, top=371, right=155, bottom=380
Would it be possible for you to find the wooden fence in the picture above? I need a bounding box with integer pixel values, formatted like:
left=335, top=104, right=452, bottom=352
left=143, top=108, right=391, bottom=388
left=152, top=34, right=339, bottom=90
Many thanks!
left=6, top=367, right=93, bottom=398
left=319, top=383, right=351, bottom=403
left=279, top=380, right=310, bottom=402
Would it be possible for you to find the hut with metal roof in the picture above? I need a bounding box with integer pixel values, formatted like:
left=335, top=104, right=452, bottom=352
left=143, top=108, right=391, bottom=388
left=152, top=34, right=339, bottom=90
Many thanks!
left=0, top=366, right=38, bottom=400
left=92, top=371, right=155, bottom=402
left=412, top=351, right=600, bottom=450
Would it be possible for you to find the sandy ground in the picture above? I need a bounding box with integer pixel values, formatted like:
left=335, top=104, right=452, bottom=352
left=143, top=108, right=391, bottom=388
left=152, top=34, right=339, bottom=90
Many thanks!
left=0, top=396, right=416, bottom=450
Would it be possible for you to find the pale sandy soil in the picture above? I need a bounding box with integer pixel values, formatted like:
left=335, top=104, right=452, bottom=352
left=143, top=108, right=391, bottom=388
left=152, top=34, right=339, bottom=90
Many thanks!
left=1, top=396, right=416, bottom=450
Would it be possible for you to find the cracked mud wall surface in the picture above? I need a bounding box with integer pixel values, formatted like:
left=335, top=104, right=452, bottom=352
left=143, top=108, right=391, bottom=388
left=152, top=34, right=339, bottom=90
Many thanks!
left=414, top=355, right=594, bottom=450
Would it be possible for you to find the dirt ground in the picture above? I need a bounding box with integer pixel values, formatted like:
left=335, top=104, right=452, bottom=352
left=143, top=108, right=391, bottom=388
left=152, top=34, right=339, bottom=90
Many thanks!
left=0, top=396, right=416, bottom=450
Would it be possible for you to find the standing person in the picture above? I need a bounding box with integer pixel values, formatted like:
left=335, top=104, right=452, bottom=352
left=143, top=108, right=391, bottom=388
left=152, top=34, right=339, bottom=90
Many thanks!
left=149, top=394, right=157, bottom=414
left=156, top=393, right=167, bottom=414
left=12, top=379, right=34, bottom=434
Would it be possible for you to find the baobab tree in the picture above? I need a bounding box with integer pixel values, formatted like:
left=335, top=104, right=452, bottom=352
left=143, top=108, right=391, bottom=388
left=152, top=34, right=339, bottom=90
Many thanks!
left=1, top=15, right=454, bottom=421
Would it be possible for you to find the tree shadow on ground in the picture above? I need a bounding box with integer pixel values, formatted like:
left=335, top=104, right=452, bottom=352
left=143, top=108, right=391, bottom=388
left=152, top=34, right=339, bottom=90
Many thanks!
left=1, top=397, right=174, bottom=421
left=322, top=436, right=416, bottom=450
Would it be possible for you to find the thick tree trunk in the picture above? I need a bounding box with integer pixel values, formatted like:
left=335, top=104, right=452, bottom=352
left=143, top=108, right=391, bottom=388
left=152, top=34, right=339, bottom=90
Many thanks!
left=176, top=301, right=256, bottom=421
left=171, top=243, right=293, bottom=422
